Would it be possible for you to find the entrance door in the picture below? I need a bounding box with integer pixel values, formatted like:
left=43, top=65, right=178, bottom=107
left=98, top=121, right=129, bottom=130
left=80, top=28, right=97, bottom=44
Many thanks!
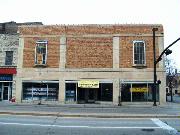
left=87, top=89, right=95, bottom=103
left=77, top=88, right=97, bottom=103
left=3, top=86, right=9, bottom=100
left=88, top=89, right=94, bottom=100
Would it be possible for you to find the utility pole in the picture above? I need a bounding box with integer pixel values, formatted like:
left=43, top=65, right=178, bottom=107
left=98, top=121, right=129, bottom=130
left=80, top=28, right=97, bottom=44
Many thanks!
left=152, top=28, right=158, bottom=106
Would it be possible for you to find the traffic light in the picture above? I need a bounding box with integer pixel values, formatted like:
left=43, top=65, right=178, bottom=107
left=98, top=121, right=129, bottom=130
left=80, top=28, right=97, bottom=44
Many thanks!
left=165, top=49, right=172, bottom=56
left=156, top=80, right=161, bottom=85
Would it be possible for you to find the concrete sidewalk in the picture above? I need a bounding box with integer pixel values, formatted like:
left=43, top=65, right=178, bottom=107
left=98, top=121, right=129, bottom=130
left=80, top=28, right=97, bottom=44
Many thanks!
left=0, top=101, right=179, bottom=118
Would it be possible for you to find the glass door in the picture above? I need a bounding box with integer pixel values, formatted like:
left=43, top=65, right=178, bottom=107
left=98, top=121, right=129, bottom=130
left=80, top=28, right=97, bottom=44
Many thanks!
left=3, top=86, right=9, bottom=100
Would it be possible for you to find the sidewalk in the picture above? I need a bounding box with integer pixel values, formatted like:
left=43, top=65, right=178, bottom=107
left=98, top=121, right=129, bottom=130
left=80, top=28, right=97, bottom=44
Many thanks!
left=0, top=101, right=179, bottom=118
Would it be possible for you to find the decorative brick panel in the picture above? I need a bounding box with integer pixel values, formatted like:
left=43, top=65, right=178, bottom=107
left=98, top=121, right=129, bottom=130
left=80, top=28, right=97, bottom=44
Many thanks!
left=19, top=26, right=65, bottom=35
left=23, top=37, right=60, bottom=68
left=66, top=37, right=113, bottom=68
left=19, top=25, right=163, bottom=35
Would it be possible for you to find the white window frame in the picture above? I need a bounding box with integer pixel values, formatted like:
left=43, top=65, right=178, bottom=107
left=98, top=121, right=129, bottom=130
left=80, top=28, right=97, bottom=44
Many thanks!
left=133, top=40, right=146, bottom=66
left=35, top=40, right=48, bottom=65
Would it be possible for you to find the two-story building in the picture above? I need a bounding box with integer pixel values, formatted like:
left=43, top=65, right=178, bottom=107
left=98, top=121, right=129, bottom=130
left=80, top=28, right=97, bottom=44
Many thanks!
left=16, top=24, right=166, bottom=105
left=0, top=21, right=43, bottom=102
left=0, top=22, right=18, bottom=101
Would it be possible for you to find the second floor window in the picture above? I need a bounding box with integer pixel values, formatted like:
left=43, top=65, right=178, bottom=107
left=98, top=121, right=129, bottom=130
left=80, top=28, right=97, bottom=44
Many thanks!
left=5, top=51, right=13, bottom=65
left=133, top=41, right=145, bottom=65
left=35, top=40, right=48, bottom=65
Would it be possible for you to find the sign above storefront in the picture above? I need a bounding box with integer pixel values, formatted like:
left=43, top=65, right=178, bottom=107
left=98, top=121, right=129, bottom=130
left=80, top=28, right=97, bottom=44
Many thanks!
left=0, top=68, right=17, bottom=74
left=130, top=87, right=148, bottom=93
left=78, top=80, right=99, bottom=88
left=0, top=75, right=12, bottom=81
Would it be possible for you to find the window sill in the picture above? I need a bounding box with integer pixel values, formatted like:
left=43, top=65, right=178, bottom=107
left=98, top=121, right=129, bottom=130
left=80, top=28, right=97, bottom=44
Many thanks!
left=132, top=64, right=147, bottom=69
left=34, top=64, right=47, bottom=68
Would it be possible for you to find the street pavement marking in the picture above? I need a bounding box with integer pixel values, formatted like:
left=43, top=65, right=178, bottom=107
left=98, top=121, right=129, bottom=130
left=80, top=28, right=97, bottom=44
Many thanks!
left=151, top=118, right=177, bottom=134
left=0, top=122, right=161, bottom=129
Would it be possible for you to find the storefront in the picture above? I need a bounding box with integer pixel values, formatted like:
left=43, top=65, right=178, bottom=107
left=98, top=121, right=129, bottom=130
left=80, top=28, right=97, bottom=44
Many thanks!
left=121, top=81, right=159, bottom=102
left=65, top=80, right=113, bottom=103
left=0, top=75, right=13, bottom=101
left=0, top=68, right=16, bottom=101
left=22, top=80, right=59, bottom=101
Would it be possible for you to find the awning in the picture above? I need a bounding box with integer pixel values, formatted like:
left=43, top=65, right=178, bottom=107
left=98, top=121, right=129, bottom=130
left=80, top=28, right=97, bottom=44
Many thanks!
left=0, top=68, right=17, bottom=74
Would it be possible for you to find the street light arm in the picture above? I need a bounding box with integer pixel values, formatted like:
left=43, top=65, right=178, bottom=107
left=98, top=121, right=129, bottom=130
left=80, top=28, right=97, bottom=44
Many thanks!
left=156, top=37, right=180, bottom=64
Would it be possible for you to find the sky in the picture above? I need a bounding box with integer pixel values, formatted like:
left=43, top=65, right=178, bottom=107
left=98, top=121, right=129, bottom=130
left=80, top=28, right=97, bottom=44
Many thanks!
left=0, top=0, right=180, bottom=69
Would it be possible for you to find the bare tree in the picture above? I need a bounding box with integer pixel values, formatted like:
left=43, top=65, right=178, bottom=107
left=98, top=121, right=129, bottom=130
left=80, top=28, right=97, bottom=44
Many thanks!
left=165, top=57, right=177, bottom=102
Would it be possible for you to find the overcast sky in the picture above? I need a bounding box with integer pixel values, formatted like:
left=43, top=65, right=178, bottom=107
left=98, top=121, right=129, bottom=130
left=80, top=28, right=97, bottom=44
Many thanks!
left=1, top=0, right=180, bottom=69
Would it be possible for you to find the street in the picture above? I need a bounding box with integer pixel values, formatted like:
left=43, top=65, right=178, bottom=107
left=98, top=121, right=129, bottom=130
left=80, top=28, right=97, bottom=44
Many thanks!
left=0, top=115, right=179, bottom=135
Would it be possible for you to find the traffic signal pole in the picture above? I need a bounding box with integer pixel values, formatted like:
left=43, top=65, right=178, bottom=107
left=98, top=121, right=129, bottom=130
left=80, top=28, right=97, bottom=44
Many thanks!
left=153, top=28, right=158, bottom=106
left=152, top=27, right=180, bottom=106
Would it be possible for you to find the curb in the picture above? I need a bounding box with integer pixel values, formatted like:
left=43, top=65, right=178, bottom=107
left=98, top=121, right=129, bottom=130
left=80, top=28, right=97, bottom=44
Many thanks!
left=0, top=111, right=179, bottom=118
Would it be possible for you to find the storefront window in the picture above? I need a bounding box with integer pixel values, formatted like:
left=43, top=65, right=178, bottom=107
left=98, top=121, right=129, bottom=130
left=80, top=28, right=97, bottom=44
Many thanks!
left=121, top=83, right=159, bottom=102
left=23, top=82, right=58, bottom=101
left=132, top=84, right=148, bottom=102
left=100, top=83, right=113, bottom=101
left=66, top=82, right=113, bottom=103
left=121, top=84, right=131, bottom=102
left=148, top=84, right=159, bottom=102
left=65, top=83, right=76, bottom=102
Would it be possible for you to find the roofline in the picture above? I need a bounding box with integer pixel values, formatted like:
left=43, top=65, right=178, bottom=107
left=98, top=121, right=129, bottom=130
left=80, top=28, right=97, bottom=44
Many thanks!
left=18, top=24, right=163, bottom=28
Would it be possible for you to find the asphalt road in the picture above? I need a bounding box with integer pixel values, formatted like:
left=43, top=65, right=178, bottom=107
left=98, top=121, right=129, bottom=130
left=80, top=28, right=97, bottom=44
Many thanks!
left=0, top=115, right=179, bottom=135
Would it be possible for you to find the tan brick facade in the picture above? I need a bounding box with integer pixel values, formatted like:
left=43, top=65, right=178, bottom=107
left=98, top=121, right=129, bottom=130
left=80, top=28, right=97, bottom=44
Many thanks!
left=23, top=37, right=60, bottom=68
left=16, top=24, right=166, bottom=105
left=66, top=37, right=113, bottom=68
left=19, top=25, right=163, bottom=35
left=120, top=36, right=159, bottom=68
left=20, top=25, right=163, bottom=69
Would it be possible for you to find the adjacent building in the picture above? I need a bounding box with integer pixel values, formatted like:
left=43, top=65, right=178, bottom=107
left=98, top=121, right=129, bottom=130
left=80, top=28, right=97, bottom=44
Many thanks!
left=0, top=21, right=42, bottom=102
left=0, top=22, right=18, bottom=101
left=15, top=24, right=166, bottom=105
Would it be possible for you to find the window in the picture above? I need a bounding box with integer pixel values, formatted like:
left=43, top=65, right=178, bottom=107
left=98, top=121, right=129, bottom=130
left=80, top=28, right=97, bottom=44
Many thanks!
left=121, top=83, right=159, bottom=102
left=133, top=41, right=146, bottom=65
left=35, top=40, right=48, bottom=65
left=99, top=83, right=113, bottom=101
left=23, top=82, right=59, bottom=101
left=5, top=51, right=13, bottom=65
left=65, top=83, right=76, bottom=102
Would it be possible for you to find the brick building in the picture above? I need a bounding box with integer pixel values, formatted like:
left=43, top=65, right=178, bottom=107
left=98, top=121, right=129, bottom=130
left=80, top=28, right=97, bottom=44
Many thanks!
left=0, top=22, right=18, bottom=101
left=0, top=21, right=42, bottom=102
left=16, top=24, right=166, bottom=105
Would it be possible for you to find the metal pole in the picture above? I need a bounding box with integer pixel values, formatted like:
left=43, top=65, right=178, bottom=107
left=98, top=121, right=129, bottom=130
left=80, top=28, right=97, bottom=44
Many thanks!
left=153, top=28, right=158, bottom=106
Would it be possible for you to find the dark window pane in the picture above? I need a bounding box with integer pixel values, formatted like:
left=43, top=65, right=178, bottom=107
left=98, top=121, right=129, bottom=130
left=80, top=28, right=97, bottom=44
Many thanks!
left=5, top=51, right=13, bottom=65
left=100, top=83, right=113, bottom=101
left=134, top=42, right=145, bottom=64
left=65, top=83, right=76, bottom=102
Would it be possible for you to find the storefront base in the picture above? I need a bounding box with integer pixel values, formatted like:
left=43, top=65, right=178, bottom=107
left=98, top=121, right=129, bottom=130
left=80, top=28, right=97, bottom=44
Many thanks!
left=19, top=100, right=163, bottom=107
left=121, top=102, right=160, bottom=106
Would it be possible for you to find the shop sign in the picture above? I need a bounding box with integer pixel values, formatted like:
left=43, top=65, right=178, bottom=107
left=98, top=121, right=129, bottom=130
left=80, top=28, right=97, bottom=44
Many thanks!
left=0, top=75, right=12, bottom=81
left=130, top=87, right=148, bottom=92
left=78, top=80, right=99, bottom=88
